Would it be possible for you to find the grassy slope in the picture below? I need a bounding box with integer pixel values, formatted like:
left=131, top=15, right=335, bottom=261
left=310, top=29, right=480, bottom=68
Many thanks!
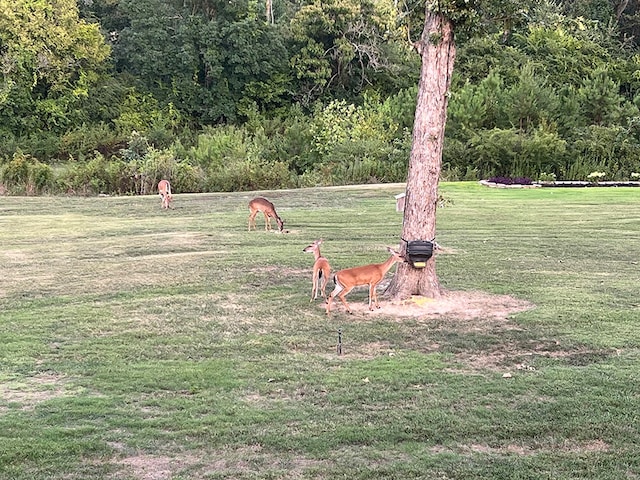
left=0, top=183, right=639, bottom=479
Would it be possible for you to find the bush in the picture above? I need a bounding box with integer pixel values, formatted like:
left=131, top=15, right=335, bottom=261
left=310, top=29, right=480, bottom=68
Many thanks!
left=172, top=162, right=206, bottom=193
left=0, top=151, right=54, bottom=195
left=468, top=127, right=567, bottom=180
left=57, top=153, right=119, bottom=195
left=567, top=125, right=640, bottom=180
left=206, top=158, right=294, bottom=192
left=487, top=176, right=533, bottom=185
left=59, top=123, right=125, bottom=160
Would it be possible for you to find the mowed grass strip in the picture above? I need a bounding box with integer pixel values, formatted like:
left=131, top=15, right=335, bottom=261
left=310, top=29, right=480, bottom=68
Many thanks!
left=0, top=183, right=639, bottom=479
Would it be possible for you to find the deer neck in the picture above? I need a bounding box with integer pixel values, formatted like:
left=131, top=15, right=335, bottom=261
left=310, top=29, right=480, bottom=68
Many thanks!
left=379, top=255, right=399, bottom=275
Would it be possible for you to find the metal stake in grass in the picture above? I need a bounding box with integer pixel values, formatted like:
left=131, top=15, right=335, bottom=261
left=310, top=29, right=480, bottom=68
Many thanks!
left=337, top=328, right=343, bottom=355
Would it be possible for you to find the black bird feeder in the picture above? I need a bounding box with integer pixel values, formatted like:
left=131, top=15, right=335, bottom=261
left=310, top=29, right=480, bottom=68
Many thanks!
left=405, top=240, right=434, bottom=268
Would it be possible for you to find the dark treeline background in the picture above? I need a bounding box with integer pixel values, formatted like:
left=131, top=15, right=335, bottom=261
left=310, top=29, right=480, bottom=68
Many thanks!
left=1, top=0, right=640, bottom=195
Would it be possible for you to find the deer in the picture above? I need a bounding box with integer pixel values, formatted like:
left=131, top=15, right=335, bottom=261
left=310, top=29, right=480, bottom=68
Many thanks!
left=303, top=239, right=331, bottom=302
left=157, top=179, right=173, bottom=209
left=248, top=197, right=284, bottom=232
left=326, top=247, right=406, bottom=315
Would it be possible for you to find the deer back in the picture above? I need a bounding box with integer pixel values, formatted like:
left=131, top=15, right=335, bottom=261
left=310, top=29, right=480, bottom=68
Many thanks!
left=335, top=261, right=387, bottom=287
left=335, top=250, right=403, bottom=287
left=249, top=197, right=276, bottom=214
left=158, top=179, right=171, bottom=195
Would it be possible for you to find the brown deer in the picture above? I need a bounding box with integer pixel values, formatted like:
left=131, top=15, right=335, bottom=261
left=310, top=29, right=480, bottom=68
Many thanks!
left=326, top=247, right=405, bottom=315
left=303, top=239, right=331, bottom=302
left=248, top=197, right=284, bottom=232
left=158, top=180, right=173, bottom=209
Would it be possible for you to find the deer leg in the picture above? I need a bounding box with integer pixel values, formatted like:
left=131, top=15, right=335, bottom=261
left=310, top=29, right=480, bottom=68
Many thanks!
left=369, top=283, right=381, bottom=310
left=337, top=287, right=354, bottom=314
left=326, top=282, right=344, bottom=314
left=310, top=269, right=319, bottom=301
left=320, top=270, right=328, bottom=300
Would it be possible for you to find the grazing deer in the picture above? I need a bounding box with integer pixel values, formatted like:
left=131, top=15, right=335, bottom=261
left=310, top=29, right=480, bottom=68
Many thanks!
left=303, top=239, right=331, bottom=302
left=248, top=197, right=284, bottom=232
left=326, top=247, right=405, bottom=315
left=158, top=179, right=173, bottom=209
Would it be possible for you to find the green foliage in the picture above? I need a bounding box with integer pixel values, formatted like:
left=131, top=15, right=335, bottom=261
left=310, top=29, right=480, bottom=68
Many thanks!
left=289, top=39, right=332, bottom=105
left=171, top=161, right=206, bottom=193
left=560, top=0, right=614, bottom=26
left=57, top=152, right=123, bottom=195
left=59, top=123, right=124, bottom=161
left=309, top=139, right=406, bottom=186
left=0, top=0, right=110, bottom=134
left=288, top=0, right=403, bottom=102
left=206, top=157, right=294, bottom=191
left=244, top=107, right=318, bottom=175
left=453, top=35, right=526, bottom=86
left=448, top=70, right=508, bottom=135
left=513, top=23, right=612, bottom=87
left=303, top=98, right=407, bottom=184
left=112, top=90, right=180, bottom=139
left=567, top=124, right=640, bottom=180
left=379, top=87, right=418, bottom=133
left=56, top=140, right=206, bottom=196
left=504, top=63, right=559, bottom=132
left=220, top=19, right=291, bottom=114
left=113, top=0, right=293, bottom=123
left=309, top=98, right=398, bottom=157
left=578, top=68, right=638, bottom=126
left=186, top=126, right=248, bottom=170
left=183, top=126, right=295, bottom=191
left=466, top=127, right=568, bottom=179
left=3, top=0, right=640, bottom=192
left=0, top=151, right=53, bottom=194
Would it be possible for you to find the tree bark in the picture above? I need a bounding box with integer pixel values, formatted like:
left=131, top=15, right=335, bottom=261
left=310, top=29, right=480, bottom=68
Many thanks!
left=385, top=8, right=456, bottom=300
left=615, top=0, right=629, bottom=21
left=266, top=0, right=274, bottom=24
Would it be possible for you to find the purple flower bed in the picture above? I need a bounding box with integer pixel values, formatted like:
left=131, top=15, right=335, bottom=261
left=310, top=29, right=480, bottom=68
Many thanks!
left=487, top=176, right=533, bottom=185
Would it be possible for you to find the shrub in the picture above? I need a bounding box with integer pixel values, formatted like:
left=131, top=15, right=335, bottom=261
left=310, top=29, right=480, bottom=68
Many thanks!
left=57, top=153, right=117, bottom=195
left=567, top=125, right=640, bottom=180
left=172, top=162, right=206, bottom=193
left=538, top=172, right=557, bottom=182
left=487, top=176, right=533, bottom=185
left=206, top=158, right=294, bottom=192
left=469, top=127, right=567, bottom=180
left=0, top=151, right=53, bottom=195
left=59, top=123, right=125, bottom=160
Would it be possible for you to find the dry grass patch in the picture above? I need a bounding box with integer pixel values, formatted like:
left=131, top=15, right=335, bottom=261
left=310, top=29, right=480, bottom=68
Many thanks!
left=117, top=453, right=199, bottom=480
left=115, top=445, right=329, bottom=480
left=453, top=438, right=610, bottom=456
left=0, top=373, right=74, bottom=411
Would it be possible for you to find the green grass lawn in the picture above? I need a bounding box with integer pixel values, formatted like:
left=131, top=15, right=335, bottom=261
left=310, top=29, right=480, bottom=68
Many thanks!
left=0, top=183, right=639, bottom=479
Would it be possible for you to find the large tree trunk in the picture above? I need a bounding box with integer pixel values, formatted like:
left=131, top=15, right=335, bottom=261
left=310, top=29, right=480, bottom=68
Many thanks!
left=385, top=8, right=456, bottom=300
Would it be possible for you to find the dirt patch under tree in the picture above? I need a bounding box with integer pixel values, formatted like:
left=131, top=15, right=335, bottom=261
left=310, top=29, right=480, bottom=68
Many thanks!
left=326, top=288, right=535, bottom=322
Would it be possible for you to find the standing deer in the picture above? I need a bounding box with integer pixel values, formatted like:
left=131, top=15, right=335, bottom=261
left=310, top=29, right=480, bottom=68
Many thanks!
left=303, top=239, right=331, bottom=302
left=157, top=179, right=173, bottom=209
left=326, top=247, right=405, bottom=315
left=248, top=197, right=284, bottom=232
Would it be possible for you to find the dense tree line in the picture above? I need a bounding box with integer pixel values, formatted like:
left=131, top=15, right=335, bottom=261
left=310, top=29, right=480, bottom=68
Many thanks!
left=1, top=0, right=639, bottom=195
